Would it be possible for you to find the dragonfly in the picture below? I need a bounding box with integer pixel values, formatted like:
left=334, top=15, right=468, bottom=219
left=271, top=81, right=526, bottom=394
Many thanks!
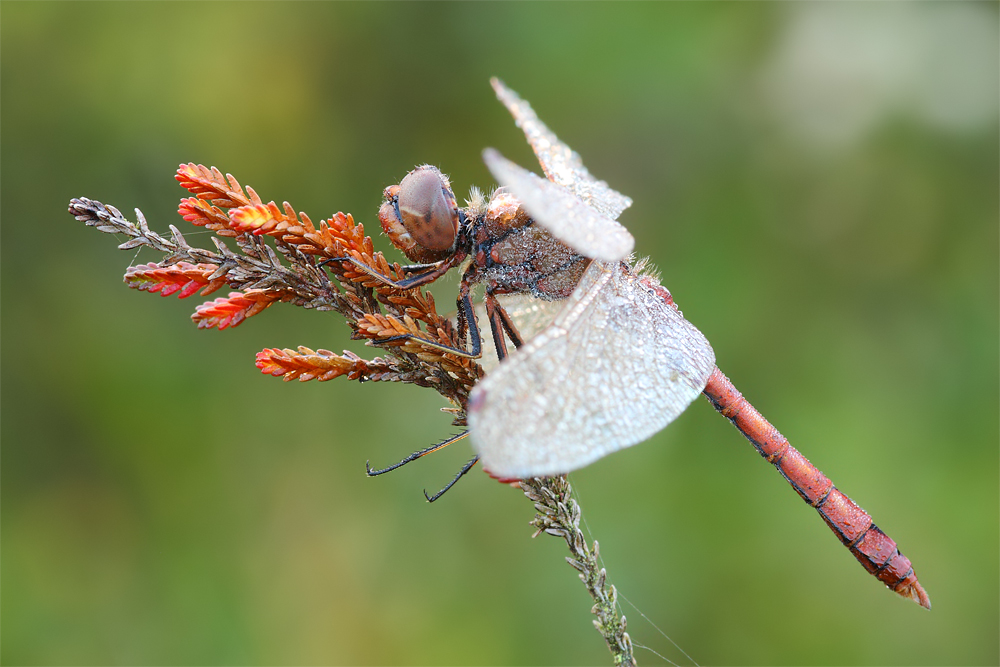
left=343, top=78, right=930, bottom=610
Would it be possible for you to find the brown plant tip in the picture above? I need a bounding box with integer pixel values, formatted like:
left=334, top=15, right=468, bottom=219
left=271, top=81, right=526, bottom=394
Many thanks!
left=357, top=313, right=428, bottom=343
left=175, top=163, right=261, bottom=210
left=125, top=262, right=226, bottom=298
left=381, top=286, right=445, bottom=326
left=193, top=290, right=281, bottom=330
left=228, top=201, right=312, bottom=238
left=354, top=313, right=484, bottom=387
left=178, top=198, right=238, bottom=237
left=256, top=347, right=387, bottom=382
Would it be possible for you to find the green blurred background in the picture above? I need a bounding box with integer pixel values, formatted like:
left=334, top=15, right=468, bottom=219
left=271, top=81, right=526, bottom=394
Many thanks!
left=2, top=2, right=997, bottom=664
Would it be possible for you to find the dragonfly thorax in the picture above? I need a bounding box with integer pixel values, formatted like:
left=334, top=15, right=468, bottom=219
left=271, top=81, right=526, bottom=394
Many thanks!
left=472, top=188, right=589, bottom=300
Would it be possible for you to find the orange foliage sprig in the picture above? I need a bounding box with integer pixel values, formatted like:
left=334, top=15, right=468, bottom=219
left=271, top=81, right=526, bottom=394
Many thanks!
left=255, top=347, right=438, bottom=386
left=172, top=164, right=470, bottom=349
left=175, top=163, right=261, bottom=210
left=178, top=198, right=233, bottom=236
left=69, top=163, right=483, bottom=414
left=257, top=347, right=377, bottom=382
left=193, top=290, right=282, bottom=330
left=125, top=261, right=226, bottom=298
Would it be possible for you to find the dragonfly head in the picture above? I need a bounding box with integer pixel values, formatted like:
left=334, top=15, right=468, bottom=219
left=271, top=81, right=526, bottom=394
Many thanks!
left=379, top=165, right=461, bottom=263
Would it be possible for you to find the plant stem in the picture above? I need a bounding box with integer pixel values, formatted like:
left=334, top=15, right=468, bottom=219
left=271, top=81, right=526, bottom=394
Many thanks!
left=520, top=476, right=636, bottom=667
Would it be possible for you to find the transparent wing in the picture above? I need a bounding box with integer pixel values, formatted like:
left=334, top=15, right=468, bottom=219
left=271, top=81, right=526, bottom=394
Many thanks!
left=491, top=78, right=633, bottom=221
left=468, top=261, right=716, bottom=478
left=474, top=294, right=566, bottom=373
left=484, top=149, right=634, bottom=262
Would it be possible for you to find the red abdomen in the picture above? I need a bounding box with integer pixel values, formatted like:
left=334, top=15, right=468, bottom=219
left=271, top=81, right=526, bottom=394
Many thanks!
left=702, top=367, right=930, bottom=609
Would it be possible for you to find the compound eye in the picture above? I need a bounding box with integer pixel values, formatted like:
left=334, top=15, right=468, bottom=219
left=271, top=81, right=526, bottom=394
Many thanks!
left=397, top=168, right=459, bottom=252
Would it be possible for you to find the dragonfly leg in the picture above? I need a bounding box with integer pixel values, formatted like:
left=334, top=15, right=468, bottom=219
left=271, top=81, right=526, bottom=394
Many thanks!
left=484, top=291, right=525, bottom=362
left=319, top=252, right=463, bottom=290
left=453, top=276, right=483, bottom=358
left=366, top=432, right=469, bottom=476
left=424, top=456, right=480, bottom=503
left=377, top=270, right=484, bottom=360
left=396, top=261, right=444, bottom=273
left=381, top=280, right=529, bottom=363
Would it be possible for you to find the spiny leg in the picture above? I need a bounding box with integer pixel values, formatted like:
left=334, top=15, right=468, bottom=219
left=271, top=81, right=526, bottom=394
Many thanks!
left=377, top=273, right=484, bottom=360
left=379, top=283, right=529, bottom=362
left=395, top=261, right=443, bottom=273
left=319, top=253, right=463, bottom=291
left=425, top=456, right=480, bottom=503
left=453, top=277, right=483, bottom=358
left=484, top=292, right=525, bottom=362
left=454, top=277, right=475, bottom=352
left=381, top=275, right=527, bottom=362
left=366, top=432, right=469, bottom=476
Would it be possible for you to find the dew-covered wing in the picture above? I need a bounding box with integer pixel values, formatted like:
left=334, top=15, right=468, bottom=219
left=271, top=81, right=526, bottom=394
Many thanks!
left=468, top=261, right=716, bottom=478
left=484, top=149, right=634, bottom=263
left=474, top=294, right=567, bottom=374
left=491, top=78, right=633, bottom=221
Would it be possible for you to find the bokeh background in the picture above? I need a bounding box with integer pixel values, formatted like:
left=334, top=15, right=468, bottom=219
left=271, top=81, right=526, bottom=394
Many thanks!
left=3, top=2, right=997, bottom=665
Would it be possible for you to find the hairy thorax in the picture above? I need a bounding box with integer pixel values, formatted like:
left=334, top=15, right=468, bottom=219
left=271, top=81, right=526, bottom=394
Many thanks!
left=471, top=188, right=590, bottom=300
